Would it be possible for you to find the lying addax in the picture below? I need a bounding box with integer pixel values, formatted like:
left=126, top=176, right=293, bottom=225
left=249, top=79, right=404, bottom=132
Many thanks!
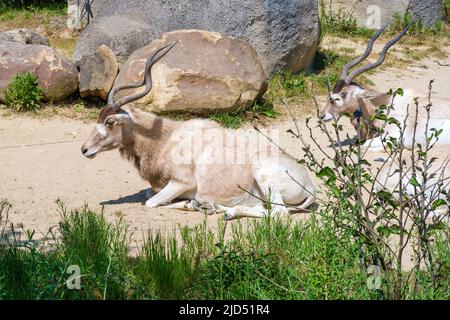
left=320, top=18, right=450, bottom=150
left=81, top=43, right=316, bottom=220
left=374, top=146, right=450, bottom=218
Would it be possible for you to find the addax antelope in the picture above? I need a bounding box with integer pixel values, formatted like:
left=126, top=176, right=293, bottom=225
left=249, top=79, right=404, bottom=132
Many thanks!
left=320, top=18, right=450, bottom=150
left=81, top=43, right=316, bottom=220
left=374, top=146, right=450, bottom=219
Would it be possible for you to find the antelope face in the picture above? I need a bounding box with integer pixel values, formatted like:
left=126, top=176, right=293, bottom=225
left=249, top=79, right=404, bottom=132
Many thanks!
left=320, top=18, right=414, bottom=122
left=81, top=42, right=176, bottom=159
left=81, top=107, right=130, bottom=158
left=320, top=81, right=370, bottom=122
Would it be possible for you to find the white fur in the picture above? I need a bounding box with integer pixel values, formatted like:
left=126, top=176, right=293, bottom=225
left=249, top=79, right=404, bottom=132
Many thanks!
left=96, top=124, right=107, bottom=138
left=375, top=154, right=450, bottom=220
left=331, top=94, right=344, bottom=108
left=365, top=89, right=450, bottom=150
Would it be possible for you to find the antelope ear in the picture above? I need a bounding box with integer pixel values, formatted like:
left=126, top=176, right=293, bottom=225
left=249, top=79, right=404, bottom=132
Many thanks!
left=353, top=87, right=377, bottom=100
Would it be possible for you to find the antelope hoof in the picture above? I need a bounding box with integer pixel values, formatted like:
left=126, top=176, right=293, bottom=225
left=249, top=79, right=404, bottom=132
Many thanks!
left=145, top=199, right=159, bottom=208
left=223, top=209, right=237, bottom=221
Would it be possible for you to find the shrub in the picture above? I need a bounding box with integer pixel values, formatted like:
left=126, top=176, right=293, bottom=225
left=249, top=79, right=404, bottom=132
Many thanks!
left=289, top=82, right=450, bottom=300
left=5, top=72, right=44, bottom=112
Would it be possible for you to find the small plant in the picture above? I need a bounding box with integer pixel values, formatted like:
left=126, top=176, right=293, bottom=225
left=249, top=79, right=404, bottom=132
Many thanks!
left=209, top=101, right=277, bottom=129
left=390, top=11, right=442, bottom=36
left=251, top=100, right=277, bottom=118
left=279, top=81, right=450, bottom=300
left=268, top=50, right=372, bottom=108
left=5, top=72, right=43, bottom=112
left=209, top=110, right=246, bottom=129
left=319, top=0, right=372, bottom=37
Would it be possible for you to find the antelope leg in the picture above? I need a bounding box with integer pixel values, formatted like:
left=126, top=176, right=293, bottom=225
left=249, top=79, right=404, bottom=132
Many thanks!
left=256, top=181, right=289, bottom=216
left=145, top=181, right=192, bottom=208
left=159, top=200, right=194, bottom=210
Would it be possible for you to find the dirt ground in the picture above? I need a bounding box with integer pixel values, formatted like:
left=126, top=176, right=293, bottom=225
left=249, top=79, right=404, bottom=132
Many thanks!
left=0, top=41, right=449, bottom=248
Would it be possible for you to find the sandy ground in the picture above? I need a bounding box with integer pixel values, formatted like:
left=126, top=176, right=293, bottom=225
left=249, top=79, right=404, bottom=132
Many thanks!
left=1, top=44, right=449, bottom=249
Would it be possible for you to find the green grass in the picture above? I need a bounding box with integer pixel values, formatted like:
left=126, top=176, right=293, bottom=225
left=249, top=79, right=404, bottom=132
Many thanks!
left=5, top=72, right=43, bottom=112
left=208, top=100, right=276, bottom=129
left=267, top=50, right=373, bottom=109
left=0, top=1, right=66, bottom=16
left=0, top=2, right=76, bottom=56
left=319, top=0, right=450, bottom=39
left=0, top=199, right=448, bottom=300
left=390, top=11, right=445, bottom=36
left=319, top=0, right=373, bottom=38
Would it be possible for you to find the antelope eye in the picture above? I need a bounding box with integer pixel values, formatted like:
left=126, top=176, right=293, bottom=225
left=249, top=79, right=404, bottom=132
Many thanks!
left=341, top=92, right=347, bottom=99
left=105, top=117, right=116, bottom=126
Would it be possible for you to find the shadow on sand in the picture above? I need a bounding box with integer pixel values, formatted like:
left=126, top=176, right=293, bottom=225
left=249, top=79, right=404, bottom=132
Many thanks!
left=100, top=189, right=149, bottom=206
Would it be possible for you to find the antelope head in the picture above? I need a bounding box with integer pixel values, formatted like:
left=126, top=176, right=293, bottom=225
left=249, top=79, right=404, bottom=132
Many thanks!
left=81, top=42, right=176, bottom=158
left=320, top=18, right=416, bottom=123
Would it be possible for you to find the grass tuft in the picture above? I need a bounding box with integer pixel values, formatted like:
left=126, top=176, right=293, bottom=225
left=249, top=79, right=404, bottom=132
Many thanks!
left=0, top=200, right=448, bottom=300
left=207, top=101, right=277, bottom=129
left=0, top=1, right=66, bottom=16
left=5, top=72, right=43, bottom=112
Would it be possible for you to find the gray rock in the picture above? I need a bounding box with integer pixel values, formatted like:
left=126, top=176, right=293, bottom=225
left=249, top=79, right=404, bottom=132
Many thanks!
left=409, top=0, right=444, bottom=27
left=0, top=41, right=78, bottom=102
left=0, top=28, right=50, bottom=46
left=79, top=44, right=118, bottom=100
left=73, top=14, right=156, bottom=67
left=112, top=30, right=268, bottom=113
left=72, top=0, right=320, bottom=76
left=324, top=0, right=443, bottom=29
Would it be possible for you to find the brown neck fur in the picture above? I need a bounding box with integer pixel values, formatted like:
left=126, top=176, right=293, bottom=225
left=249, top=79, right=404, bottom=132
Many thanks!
left=118, top=108, right=179, bottom=184
left=369, top=92, right=391, bottom=108
left=356, top=95, right=391, bottom=139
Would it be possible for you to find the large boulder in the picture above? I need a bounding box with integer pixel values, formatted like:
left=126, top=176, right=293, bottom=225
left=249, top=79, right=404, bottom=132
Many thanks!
left=74, top=14, right=156, bottom=65
left=71, top=0, right=320, bottom=76
left=0, top=42, right=78, bottom=102
left=0, top=28, right=50, bottom=46
left=324, top=0, right=443, bottom=29
left=409, top=0, right=444, bottom=27
left=79, top=44, right=118, bottom=100
left=112, top=30, right=267, bottom=113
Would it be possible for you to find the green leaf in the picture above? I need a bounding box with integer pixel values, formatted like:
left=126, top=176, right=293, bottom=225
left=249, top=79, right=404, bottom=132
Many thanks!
left=428, top=221, right=447, bottom=232
left=331, top=186, right=341, bottom=197
left=409, top=176, right=420, bottom=187
left=377, top=224, right=402, bottom=237
left=317, top=167, right=336, bottom=181
left=376, top=190, right=398, bottom=208
left=431, top=199, right=447, bottom=210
